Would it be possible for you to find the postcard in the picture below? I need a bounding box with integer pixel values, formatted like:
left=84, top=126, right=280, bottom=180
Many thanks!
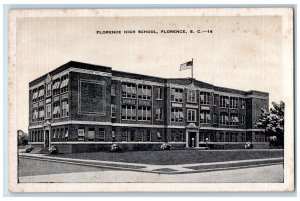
left=8, top=8, right=294, bottom=192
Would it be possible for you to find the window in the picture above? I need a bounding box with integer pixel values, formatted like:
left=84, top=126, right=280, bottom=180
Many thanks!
left=60, top=75, right=69, bottom=93
left=122, top=83, right=136, bottom=99
left=88, top=128, right=95, bottom=141
left=138, top=85, right=152, bottom=100
left=52, top=129, right=56, bottom=141
left=187, top=90, right=197, bottom=103
left=171, top=131, right=184, bottom=142
left=53, top=102, right=61, bottom=118
left=144, top=130, right=151, bottom=142
left=46, top=83, right=52, bottom=97
left=220, top=96, right=229, bottom=108
left=137, top=106, right=151, bottom=121
left=204, top=132, right=210, bottom=142
left=122, top=130, right=128, bottom=141
left=111, top=84, right=116, bottom=96
left=61, top=100, right=69, bottom=117
left=220, top=113, right=229, bottom=125
left=138, top=130, right=143, bottom=141
left=225, top=133, right=230, bottom=142
left=78, top=129, right=85, bottom=141
left=45, top=104, right=51, bottom=119
left=155, top=108, right=163, bottom=120
left=240, top=115, right=245, bottom=125
left=156, top=87, right=162, bottom=100
left=241, top=99, right=246, bottom=109
left=171, top=88, right=183, bottom=103
left=64, top=129, right=69, bottom=141
left=218, top=133, right=224, bottom=142
left=230, top=133, right=238, bottom=142
left=171, top=131, right=176, bottom=142
left=121, top=130, right=137, bottom=142
left=32, top=89, right=38, bottom=103
left=210, top=132, right=216, bottom=142
left=176, top=131, right=184, bottom=142
left=171, top=108, right=184, bottom=122
left=60, top=128, right=64, bottom=141
left=121, top=105, right=136, bottom=120
left=99, top=129, right=105, bottom=141
left=52, top=79, right=61, bottom=96
left=200, top=92, right=210, bottom=105
left=128, top=130, right=135, bottom=142
left=230, top=114, right=239, bottom=126
left=111, top=105, right=116, bottom=118
left=32, top=108, right=38, bottom=122
left=38, top=86, right=45, bottom=101
left=38, top=107, right=45, bottom=121
left=156, top=132, right=162, bottom=141
left=246, top=133, right=253, bottom=142
left=241, top=133, right=246, bottom=142
left=230, top=97, right=238, bottom=109
left=200, top=110, right=211, bottom=124
left=187, top=109, right=196, bottom=122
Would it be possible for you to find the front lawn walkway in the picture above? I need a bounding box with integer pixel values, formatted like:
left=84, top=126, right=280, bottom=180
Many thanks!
left=53, top=149, right=283, bottom=165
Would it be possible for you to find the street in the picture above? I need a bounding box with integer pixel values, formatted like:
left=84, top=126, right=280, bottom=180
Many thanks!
left=18, top=158, right=284, bottom=183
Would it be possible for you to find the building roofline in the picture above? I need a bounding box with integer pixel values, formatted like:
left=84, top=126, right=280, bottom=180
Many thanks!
left=29, top=61, right=112, bottom=87
left=29, top=61, right=269, bottom=97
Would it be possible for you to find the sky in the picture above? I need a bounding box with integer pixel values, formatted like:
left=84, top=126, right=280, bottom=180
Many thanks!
left=15, top=15, right=283, bottom=132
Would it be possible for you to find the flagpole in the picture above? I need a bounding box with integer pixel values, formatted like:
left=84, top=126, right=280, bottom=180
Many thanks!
left=191, top=58, right=194, bottom=80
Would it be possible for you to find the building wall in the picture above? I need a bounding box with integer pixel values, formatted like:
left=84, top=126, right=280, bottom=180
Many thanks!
left=28, top=61, right=270, bottom=152
left=69, top=72, right=111, bottom=122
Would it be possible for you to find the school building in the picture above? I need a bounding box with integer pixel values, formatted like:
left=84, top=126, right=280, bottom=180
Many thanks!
left=28, top=61, right=269, bottom=153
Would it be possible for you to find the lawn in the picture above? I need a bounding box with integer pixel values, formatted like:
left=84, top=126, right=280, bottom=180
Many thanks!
left=54, top=149, right=284, bottom=165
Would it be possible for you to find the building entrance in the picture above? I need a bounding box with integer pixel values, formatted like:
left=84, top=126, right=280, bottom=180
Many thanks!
left=188, top=132, right=197, bottom=147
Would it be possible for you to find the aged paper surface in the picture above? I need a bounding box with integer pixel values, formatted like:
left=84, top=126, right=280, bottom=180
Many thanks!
left=9, top=8, right=294, bottom=192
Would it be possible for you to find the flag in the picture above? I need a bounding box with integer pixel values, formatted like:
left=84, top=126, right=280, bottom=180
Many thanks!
left=180, top=60, right=193, bottom=71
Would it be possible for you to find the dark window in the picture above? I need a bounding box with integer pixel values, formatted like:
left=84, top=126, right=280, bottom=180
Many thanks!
left=78, top=128, right=85, bottom=141
left=156, top=87, right=162, bottom=100
left=122, top=83, right=136, bottom=99
left=137, top=106, right=151, bottom=121
left=53, top=78, right=61, bottom=96
left=171, top=108, right=183, bottom=122
left=171, top=88, right=183, bottom=103
left=230, top=97, right=238, bottom=109
left=138, top=85, right=152, bottom=100
left=60, top=74, right=69, bottom=93
left=220, top=96, right=229, bottom=108
left=200, top=92, right=210, bottom=105
left=121, top=105, right=136, bottom=120
left=98, top=129, right=105, bottom=141
left=111, top=84, right=116, bottom=96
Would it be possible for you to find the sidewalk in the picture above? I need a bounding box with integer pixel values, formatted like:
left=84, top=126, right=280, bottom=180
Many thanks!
left=19, top=152, right=284, bottom=174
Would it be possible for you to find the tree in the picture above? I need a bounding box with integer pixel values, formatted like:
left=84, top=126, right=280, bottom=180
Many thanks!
left=255, top=101, right=284, bottom=148
left=18, top=130, right=29, bottom=146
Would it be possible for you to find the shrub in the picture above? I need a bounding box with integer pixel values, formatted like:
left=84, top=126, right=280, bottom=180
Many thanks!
left=25, top=144, right=34, bottom=153
left=48, top=145, right=59, bottom=155
left=244, top=142, right=253, bottom=149
left=160, top=143, right=171, bottom=150
left=110, top=144, right=122, bottom=152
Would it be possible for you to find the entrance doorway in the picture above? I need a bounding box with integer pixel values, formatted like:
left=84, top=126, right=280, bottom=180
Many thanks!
left=44, top=130, right=50, bottom=148
left=188, top=132, right=197, bottom=147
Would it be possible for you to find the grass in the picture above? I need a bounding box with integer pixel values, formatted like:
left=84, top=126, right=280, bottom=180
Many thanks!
left=53, top=149, right=284, bottom=165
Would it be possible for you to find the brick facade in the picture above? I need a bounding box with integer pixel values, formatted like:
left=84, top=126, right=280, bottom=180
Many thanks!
left=28, top=61, right=269, bottom=153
